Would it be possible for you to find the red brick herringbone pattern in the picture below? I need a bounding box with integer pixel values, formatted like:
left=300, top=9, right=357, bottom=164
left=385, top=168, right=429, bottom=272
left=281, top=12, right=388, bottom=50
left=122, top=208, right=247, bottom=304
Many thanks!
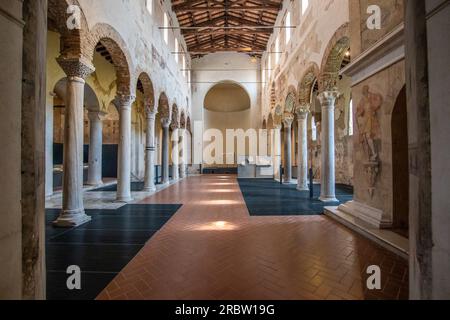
left=97, top=175, right=408, bottom=300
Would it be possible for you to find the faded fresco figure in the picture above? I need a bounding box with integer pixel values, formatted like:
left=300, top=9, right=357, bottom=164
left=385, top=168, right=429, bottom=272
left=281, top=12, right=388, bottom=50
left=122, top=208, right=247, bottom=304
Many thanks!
left=356, top=85, right=383, bottom=162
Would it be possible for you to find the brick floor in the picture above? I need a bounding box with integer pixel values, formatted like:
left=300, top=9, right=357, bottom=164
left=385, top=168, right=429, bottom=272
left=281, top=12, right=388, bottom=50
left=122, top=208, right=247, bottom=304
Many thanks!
left=97, top=175, right=408, bottom=300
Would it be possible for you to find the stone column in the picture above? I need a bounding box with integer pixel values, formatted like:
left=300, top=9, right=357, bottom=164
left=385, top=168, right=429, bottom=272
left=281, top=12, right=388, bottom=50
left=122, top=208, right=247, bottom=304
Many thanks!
left=171, top=125, right=180, bottom=180
left=144, top=108, right=157, bottom=192
left=87, top=110, right=104, bottom=186
left=283, top=115, right=294, bottom=184
left=318, top=91, right=339, bottom=202
left=296, top=107, right=309, bottom=191
left=272, top=124, right=282, bottom=180
left=116, top=95, right=135, bottom=202
left=161, top=118, right=171, bottom=185
left=53, top=57, right=94, bottom=227
left=179, top=128, right=187, bottom=178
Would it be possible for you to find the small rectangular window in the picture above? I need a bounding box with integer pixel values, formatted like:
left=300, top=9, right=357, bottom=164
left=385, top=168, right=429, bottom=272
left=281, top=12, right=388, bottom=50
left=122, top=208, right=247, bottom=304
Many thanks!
left=348, top=99, right=354, bottom=136
left=175, top=40, right=179, bottom=63
left=163, top=13, right=169, bottom=44
left=146, top=0, right=153, bottom=15
left=285, top=12, right=291, bottom=44
left=302, top=0, right=309, bottom=15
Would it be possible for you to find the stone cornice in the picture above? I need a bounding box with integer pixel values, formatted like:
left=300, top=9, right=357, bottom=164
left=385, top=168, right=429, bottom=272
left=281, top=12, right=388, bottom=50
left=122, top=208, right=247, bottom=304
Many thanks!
left=340, top=23, right=405, bottom=86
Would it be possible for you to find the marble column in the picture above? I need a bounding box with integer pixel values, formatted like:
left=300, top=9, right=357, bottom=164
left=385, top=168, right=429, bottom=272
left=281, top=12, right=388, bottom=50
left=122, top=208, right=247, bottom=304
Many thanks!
left=144, top=108, right=157, bottom=192
left=283, top=115, right=294, bottom=184
left=171, top=125, right=180, bottom=180
left=53, top=58, right=94, bottom=227
left=296, top=107, right=309, bottom=191
left=179, top=128, right=187, bottom=178
left=272, top=125, right=282, bottom=180
left=161, top=118, right=171, bottom=185
left=87, top=111, right=104, bottom=186
left=116, top=95, right=135, bottom=202
left=318, top=91, right=339, bottom=202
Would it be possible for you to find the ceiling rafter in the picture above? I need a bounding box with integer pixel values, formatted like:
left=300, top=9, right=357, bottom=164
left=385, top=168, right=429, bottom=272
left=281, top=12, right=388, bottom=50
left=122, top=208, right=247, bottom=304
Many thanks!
left=172, top=0, right=283, bottom=58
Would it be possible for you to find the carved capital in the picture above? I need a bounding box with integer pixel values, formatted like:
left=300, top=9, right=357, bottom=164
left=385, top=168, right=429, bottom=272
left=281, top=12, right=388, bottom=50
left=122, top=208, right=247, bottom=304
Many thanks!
left=273, top=123, right=282, bottom=130
left=56, top=56, right=95, bottom=79
left=87, top=110, right=106, bottom=122
left=144, top=103, right=157, bottom=119
left=282, top=114, right=294, bottom=128
left=296, top=104, right=310, bottom=119
left=161, top=117, right=171, bottom=128
left=318, top=91, right=340, bottom=109
left=116, top=94, right=136, bottom=109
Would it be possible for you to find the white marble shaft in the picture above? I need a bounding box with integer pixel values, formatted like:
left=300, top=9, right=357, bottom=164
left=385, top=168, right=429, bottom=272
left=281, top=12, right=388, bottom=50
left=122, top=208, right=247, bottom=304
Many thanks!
left=272, top=126, right=282, bottom=180
left=171, top=127, right=180, bottom=180
left=318, top=91, right=339, bottom=202
left=116, top=95, right=135, bottom=202
left=54, top=76, right=91, bottom=227
left=283, top=117, right=294, bottom=184
left=161, top=118, right=171, bottom=185
left=297, top=111, right=309, bottom=191
left=179, top=128, right=187, bottom=178
left=144, top=109, right=157, bottom=191
left=87, top=111, right=104, bottom=186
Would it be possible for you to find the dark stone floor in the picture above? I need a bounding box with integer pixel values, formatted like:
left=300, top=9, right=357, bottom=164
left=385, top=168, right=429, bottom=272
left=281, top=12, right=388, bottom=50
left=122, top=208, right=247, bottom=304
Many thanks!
left=238, top=179, right=353, bottom=216
left=45, top=204, right=181, bottom=300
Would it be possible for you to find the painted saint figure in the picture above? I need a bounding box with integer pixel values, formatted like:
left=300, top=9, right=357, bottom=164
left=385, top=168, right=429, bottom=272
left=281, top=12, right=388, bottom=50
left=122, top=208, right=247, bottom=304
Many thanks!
left=356, top=85, right=383, bottom=162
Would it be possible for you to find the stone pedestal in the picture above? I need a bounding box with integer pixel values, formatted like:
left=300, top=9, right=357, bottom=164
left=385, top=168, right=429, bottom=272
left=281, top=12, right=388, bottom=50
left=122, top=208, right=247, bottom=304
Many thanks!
left=144, top=109, right=157, bottom=192
left=87, top=111, right=104, bottom=186
left=283, top=115, right=294, bottom=184
left=171, top=127, right=180, bottom=180
left=161, top=118, right=171, bottom=185
left=116, top=95, right=135, bottom=202
left=318, top=91, right=339, bottom=202
left=296, top=108, right=309, bottom=191
left=53, top=58, right=94, bottom=227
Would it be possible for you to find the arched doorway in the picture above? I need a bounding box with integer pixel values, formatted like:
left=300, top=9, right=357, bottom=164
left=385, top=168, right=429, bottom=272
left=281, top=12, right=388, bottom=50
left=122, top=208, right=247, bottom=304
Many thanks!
left=392, top=86, right=409, bottom=236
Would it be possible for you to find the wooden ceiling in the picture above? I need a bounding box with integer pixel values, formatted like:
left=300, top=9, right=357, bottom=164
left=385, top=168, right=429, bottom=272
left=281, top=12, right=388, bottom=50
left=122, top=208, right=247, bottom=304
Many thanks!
left=172, top=0, right=283, bottom=58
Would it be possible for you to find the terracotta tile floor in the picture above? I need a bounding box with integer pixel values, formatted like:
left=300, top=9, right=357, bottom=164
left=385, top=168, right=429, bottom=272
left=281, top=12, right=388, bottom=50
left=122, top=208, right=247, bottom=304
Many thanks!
left=97, top=175, right=408, bottom=300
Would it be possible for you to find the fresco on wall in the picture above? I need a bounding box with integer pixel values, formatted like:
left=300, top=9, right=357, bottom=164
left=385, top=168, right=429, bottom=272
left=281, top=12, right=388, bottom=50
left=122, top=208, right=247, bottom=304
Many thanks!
left=356, top=85, right=383, bottom=162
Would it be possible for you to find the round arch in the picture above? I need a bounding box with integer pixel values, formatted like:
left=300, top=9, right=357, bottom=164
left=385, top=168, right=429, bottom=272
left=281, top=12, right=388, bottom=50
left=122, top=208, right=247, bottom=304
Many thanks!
left=136, top=72, right=155, bottom=112
left=203, top=80, right=251, bottom=112
left=86, top=23, right=133, bottom=96
left=158, top=92, right=170, bottom=119
left=298, top=63, right=320, bottom=107
left=319, top=23, right=350, bottom=92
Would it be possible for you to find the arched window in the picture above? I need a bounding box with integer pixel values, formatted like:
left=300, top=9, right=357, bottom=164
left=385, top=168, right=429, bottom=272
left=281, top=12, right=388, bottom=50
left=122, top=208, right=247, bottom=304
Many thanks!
left=285, top=11, right=291, bottom=44
left=348, top=99, right=354, bottom=136
left=302, top=0, right=309, bottom=15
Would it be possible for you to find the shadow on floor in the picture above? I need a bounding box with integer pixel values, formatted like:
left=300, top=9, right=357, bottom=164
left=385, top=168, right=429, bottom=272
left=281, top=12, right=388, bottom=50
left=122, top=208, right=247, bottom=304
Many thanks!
left=45, top=204, right=181, bottom=300
left=238, top=179, right=353, bottom=216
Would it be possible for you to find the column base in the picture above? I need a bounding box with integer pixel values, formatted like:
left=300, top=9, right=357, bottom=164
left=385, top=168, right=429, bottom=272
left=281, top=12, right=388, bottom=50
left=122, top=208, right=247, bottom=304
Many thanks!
left=283, top=179, right=295, bottom=185
left=319, top=195, right=339, bottom=202
left=53, top=209, right=91, bottom=228
left=87, top=180, right=103, bottom=187
left=143, top=186, right=156, bottom=192
left=297, top=185, right=310, bottom=191
left=116, top=196, right=134, bottom=203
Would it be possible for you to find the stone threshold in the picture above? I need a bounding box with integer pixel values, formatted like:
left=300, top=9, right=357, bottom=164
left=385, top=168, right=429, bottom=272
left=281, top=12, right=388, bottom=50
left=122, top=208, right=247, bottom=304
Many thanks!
left=324, top=206, right=409, bottom=260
